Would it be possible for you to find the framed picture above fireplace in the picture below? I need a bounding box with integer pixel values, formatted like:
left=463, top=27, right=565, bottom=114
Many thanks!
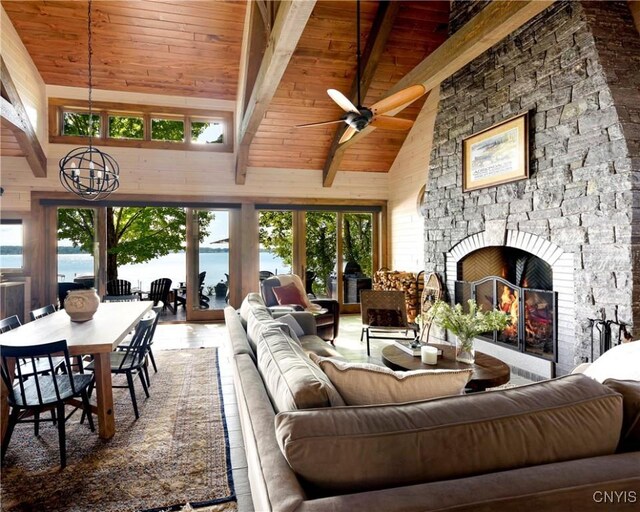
left=462, top=113, right=529, bottom=192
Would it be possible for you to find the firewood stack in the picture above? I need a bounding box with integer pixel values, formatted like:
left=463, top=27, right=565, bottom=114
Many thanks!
left=373, top=269, right=425, bottom=323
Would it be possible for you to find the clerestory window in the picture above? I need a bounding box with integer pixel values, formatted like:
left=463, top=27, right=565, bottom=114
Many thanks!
left=49, top=99, right=233, bottom=153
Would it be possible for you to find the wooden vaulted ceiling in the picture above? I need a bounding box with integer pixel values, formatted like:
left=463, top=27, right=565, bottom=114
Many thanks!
left=250, top=1, right=449, bottom=173
left=2, top=0, right=449, bottom=179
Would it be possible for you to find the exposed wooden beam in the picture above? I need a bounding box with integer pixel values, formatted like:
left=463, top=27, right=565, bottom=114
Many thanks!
left=235, top=0, right=317, bottom=185
left=0, top=56, right=47, bottom=177
left=255, top=0, right=271, bottom=33
left=629, top=0, right=640, bottom=34
left=330, top=0, right=555, bottom=164
left=322, top=1, right=400, bottom=187
left=0, top=97, right=25, bottom=132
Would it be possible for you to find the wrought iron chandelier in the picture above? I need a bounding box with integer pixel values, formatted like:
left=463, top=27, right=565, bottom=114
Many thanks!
left=59, top=0, right=119, bottom=200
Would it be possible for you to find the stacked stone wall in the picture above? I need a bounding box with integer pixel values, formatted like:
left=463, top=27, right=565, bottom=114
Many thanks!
left=423, top=0, right=640, bottom=372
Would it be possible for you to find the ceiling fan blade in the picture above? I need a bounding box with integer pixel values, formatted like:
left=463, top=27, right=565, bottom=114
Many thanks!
left=339, top=126, right=358, bottom=144
left=370, top=115, right=414, bottom=131
left=370, top=84, right=426, bottom=115
left=328, top=89, right=359, bottom=114
left=296, top=119, right=344, bottom=128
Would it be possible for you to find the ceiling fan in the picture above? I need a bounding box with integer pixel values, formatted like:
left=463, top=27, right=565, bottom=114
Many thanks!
left=297, top=0, right=426, bottom=144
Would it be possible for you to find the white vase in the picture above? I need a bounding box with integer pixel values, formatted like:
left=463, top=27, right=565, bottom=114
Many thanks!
left=64, top=288, right=100, bottom=322
left=455, top=335, right=475, bottom=364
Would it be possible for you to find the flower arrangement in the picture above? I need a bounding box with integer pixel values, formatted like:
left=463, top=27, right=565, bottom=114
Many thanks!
left=429, top=299, right=510, bottom=363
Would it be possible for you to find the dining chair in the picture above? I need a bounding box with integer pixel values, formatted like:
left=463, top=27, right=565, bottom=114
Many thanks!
left=0, top=315, right=21, bottom=333
left=0, top=339, right=95, bottom=468
left=106, top=279, right=132, bottom=296
left=86, top=312, right=156, bottom=419
left=116, top=304, right=162, bottom=383
left=30, top=304, right=57, bottom=321
left=58, top=282, right=87, bottom=309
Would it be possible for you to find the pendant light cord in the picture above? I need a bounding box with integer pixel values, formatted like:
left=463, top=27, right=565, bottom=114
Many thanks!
left=356, top=0, right=361, bottom=108
left=87, top=0, right=93, bottom=148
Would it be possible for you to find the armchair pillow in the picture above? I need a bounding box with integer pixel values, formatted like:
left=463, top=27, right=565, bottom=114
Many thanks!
left=310, top=354, right=472, bottom=405
left=272, top=282, right=307, bottom=308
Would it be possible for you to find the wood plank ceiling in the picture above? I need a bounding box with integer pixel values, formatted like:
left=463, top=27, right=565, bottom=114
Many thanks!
left=2, top=0, right=246, bottom=100
left=248, top=0, right=450, bottom=173
left=2, top=0, right=449, bottom=176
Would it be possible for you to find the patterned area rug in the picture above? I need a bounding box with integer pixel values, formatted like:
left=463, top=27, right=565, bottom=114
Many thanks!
left=1, top=348, right=236, bottom=512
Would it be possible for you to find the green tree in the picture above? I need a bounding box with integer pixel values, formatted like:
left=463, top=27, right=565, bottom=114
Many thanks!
left=63, top=112, right=100, bottom=136
left=258, top=211, right=372, bottom=297
left=62, top=113, right=206, bottom=141
left=58, top=207, right=213, bottom=283
left=109, top=116, right=144, bottom=139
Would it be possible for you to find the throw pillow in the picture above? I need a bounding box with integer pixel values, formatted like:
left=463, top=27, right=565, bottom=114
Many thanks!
left=278, top=314, right=306, bottom=338
left=367, top=308, right=403, bottom=327
left=272, top=282, right=307, bottom=307
left=583, top=340, right=640, bottom=383
left=310, top=354, right=472, bottom=405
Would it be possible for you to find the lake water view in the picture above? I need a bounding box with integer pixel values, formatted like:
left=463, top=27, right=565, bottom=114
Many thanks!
left=2, top=252, right=289, bottom=292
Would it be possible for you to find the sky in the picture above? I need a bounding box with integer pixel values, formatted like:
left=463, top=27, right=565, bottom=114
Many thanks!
left=0, top=224, right=22, bottom=246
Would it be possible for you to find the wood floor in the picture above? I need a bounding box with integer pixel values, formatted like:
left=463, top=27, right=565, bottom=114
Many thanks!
left=152, top=315, right=533, bottom=512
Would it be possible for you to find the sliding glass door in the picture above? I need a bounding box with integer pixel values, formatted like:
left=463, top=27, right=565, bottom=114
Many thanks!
left=259, top=207, right=380, bottom=313
left=185, top=208, right=231, bottom=321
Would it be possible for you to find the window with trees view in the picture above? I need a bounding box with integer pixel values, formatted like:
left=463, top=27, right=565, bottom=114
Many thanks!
left=191, top=120, right=223, bottom=144
left=49, top=98, right=233, bottom=152
left=63, top=112, right=101, bottom=137
left=152, top=118, right=184, bottom=142
left=109, top=115, right=144, bottom=139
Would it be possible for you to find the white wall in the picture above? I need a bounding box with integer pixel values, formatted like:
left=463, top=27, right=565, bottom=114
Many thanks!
left=386, top=89, right=440, bottom=272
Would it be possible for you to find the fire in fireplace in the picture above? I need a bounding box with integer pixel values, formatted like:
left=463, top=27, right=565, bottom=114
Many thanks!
left=455, top=247, right=557, bottom=361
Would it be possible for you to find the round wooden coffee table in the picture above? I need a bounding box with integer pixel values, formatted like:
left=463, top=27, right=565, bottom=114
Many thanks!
left=381, top=343, right=510, bottom=392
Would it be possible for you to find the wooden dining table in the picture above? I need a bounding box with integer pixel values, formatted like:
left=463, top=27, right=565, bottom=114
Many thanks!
left=0, top=300, right=153, bottom=442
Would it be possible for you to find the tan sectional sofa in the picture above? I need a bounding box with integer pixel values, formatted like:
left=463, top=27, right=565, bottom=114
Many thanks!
left=224, top=294, right=640, bottom=512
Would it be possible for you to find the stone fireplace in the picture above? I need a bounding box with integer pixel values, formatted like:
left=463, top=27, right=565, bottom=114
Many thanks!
left=422, top=1, right=640, bottom=378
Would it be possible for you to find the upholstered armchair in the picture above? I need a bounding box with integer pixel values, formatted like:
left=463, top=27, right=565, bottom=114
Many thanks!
left=260, top=274, right=340, bottom=343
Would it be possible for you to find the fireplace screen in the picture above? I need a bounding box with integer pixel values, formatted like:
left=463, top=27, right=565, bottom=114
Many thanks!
left=454, top=247, right=557, bottom=362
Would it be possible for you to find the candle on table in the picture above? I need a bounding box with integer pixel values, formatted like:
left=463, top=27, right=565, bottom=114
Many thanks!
left=421, top=345, right=438, bottom=365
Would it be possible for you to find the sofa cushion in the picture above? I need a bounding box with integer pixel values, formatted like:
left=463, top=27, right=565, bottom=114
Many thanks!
left=310, top=354, right=471, bottom=405
left=246, top=306, right=287, bottom=353
left=299, top=336, right=343, bottom=359
left=257, top=327, right=345, bottom=413
left=223, top=306, right=255, bottom=359
left=275, top=374, right=623, bottom=493
left=603, top=379, right=640, bottom=453
left=239, top=292, right=268, bottom=324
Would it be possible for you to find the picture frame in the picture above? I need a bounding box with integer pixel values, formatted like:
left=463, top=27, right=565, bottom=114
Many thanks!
left=462, top=113, right=529, bottom=192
